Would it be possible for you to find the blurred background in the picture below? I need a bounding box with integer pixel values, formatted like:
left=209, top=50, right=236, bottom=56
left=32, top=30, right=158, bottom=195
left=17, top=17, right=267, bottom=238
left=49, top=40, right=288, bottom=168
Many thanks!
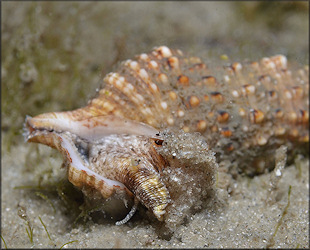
left=1, top=1, right=309, bottom=148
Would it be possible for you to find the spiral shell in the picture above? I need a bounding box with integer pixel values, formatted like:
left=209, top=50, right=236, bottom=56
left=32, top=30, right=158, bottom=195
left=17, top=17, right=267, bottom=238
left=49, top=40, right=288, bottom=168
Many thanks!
left=24, top=46, right=309, bottom=224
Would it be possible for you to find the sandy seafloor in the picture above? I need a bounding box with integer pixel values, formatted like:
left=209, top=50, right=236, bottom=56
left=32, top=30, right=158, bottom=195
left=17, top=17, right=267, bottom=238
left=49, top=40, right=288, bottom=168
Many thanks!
left=1, top=1, right=309, bottom=248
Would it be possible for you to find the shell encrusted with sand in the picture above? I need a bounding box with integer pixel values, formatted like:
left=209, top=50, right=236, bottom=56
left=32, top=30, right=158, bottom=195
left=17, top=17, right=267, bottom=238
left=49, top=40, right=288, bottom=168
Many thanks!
left=24, top=46, right=309, bottom=225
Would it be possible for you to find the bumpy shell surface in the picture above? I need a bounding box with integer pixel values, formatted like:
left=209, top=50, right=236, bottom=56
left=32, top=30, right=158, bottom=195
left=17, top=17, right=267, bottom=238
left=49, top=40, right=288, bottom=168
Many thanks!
left=24, top=46, right=309, bottom=223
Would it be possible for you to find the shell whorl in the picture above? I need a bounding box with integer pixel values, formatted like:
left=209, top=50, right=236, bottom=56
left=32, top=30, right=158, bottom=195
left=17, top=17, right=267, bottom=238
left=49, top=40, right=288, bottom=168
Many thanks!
left=84, top=46, right=308, bottom=174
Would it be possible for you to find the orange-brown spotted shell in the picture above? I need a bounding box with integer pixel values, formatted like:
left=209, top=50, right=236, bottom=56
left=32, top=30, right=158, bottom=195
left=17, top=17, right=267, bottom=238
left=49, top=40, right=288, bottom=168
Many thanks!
left=24, top=46, right=309, bottom=224
left=95, top=46, right=308, bottom=174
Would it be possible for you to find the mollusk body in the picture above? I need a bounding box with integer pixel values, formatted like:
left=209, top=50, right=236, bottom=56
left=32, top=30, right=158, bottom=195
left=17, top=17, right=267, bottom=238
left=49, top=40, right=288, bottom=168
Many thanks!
left=24, top=46, right=309, bottom=223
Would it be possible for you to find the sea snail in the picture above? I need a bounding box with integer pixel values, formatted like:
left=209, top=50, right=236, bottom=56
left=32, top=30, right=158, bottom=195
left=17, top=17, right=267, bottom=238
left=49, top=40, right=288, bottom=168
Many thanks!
left=24, top=46, right=309, bottom=224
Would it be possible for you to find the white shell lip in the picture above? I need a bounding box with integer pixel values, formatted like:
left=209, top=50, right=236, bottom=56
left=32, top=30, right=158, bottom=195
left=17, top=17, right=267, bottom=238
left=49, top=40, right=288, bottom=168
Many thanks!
left=24, top=115, right=128, bottom=191
left=24, top=113, right=160, bottom=143
left=59, top=133, right=127, bottom=190
left=23, top=112, right=162, bottom=195
left=23, top=111, right=162, bottom=193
